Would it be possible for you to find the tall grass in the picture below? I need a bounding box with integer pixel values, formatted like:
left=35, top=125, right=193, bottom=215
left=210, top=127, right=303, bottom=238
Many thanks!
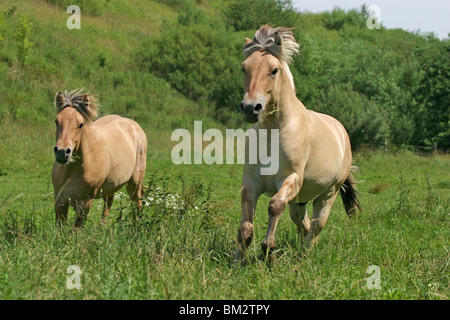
left=0, top=151, right=448, bottom=299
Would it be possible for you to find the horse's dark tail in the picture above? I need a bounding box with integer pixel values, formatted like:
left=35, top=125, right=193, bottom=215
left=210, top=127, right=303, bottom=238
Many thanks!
left=340, top=166, right=363, bottom=218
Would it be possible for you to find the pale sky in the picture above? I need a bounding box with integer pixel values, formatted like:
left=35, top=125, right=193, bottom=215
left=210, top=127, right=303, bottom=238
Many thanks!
left=293, top=0, right=450, bottom=39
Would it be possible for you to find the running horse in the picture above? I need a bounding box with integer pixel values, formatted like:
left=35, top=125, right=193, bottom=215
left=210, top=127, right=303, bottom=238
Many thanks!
left=236, top=25, right=362, bottom=261
left=52, top=89, right=147, bottom=227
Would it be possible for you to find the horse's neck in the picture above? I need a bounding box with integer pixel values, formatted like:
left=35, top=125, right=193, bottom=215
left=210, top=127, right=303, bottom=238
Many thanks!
left=264, top=65, right=308, bottom=129
left=282, top=61, right=296, bottom=94
left=76, top=124, right=102, bottom=164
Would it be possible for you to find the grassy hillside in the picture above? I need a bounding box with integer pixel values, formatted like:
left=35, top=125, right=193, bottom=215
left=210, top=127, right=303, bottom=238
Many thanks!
left=0, top=0, right=448, bottom=300
left=0, top=0, right=239, bottom=175
left=1, top=0, right=448, bottom=149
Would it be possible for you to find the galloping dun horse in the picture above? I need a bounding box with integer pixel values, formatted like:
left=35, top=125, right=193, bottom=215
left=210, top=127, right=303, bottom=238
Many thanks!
left=236, top=25, right=362, bottom=261
left=52, top=89, right=147, bottom=227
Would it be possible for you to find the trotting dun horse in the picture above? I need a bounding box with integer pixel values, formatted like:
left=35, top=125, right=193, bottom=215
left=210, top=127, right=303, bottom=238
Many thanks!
left=52, top=89, right=147, bottom=227
left=236, top=25, right=362, bottom=261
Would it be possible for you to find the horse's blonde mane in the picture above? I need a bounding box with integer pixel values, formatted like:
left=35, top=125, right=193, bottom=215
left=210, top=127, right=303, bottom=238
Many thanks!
left=243, top=24, right=300, bottom=64
left=54, top=88, right=99, bottom=122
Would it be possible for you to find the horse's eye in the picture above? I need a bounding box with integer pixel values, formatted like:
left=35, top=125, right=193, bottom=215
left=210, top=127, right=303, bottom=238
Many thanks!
left=78, top=123, right=84, bottom=129
left=55, top=120, right=58, bottom=126
left=241, top=67, right=245, bottom=74
left=271, top=68, right=279, bottom=76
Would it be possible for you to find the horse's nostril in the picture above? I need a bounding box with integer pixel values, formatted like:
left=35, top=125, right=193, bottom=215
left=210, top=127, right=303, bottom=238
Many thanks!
left=54, top=146, right=58, bottom=153
left=254, top=104, right=262, bottom=112
left=65, top=148, right=71, bottom=155
left=240, top=102, right=245, bottom=112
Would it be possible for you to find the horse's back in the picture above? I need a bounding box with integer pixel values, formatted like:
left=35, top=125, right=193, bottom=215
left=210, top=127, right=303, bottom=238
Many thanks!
left=94, top=115, right=147, bottom=149
left=94, top=115, right=140, bottom=131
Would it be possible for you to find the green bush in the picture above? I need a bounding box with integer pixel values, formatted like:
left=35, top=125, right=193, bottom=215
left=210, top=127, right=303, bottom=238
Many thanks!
left=136, top=23, right=242, bottom=110
left=177, top=1, right=214, bottom=27
left=315, top=83, right=389, bottom=149
left=223, top=0, right=298, bottom=31
left=413, top=42, right=450, bottom=148
left=322, top=7, right=366, bottom=31
left=16, top=15, right=33, bottom=65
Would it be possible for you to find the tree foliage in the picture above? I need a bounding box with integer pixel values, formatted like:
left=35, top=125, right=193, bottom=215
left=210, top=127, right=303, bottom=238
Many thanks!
left=136, top=23, right=242, bottom=108
left=223, top=0, right=298, bottom=32
left=413, top=42, right=450, bottom=148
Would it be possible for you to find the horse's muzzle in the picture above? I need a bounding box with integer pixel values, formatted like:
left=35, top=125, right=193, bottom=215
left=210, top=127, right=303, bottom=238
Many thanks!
left=240, top=102, right=262, bottom=123
left=54, top=146, right=72, bottom=164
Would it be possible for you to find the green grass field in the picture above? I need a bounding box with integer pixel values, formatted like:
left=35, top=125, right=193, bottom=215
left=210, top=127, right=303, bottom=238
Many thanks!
left=0, top=0, right=448, bottom=300
left=0, top=118, right=448, bottom=299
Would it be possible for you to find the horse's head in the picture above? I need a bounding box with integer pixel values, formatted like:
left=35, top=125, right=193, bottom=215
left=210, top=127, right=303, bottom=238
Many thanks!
left=240, top=25, right=299, bottom=123
left=53, top=89, right=98, bottom=164
left=241, top=47, right=282, bottom=123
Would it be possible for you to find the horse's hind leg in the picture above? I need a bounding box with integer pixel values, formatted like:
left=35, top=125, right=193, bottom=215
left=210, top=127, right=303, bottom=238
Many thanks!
left=127, top=147, right=147, bottom=212
left=304, top=188, right=338, bottom=250
left=101, top=195, right=114, bottom=224
left=289, top=202, right=310, bottom=244
left=126, top=178, right=144, bottom=212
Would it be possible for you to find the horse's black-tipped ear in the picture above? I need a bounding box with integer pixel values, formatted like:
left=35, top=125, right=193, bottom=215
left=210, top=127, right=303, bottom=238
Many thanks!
left=81, top=93, right=99, bottom=121
left=81, top=93, right=91, bottom=107
left=274, top=32, right=282, bottom=46
left=244, top=37, right=252, bottom=49
left=54, top=91, right=64, bottom=110
left=81, top=94, right=93, bottom=116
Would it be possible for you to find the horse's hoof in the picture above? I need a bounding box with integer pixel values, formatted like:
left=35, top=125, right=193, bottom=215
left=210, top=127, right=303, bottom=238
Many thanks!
left=261, top=242, right=276, bottom=261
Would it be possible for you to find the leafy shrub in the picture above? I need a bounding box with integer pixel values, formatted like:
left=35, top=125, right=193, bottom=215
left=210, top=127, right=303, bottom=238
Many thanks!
left=157, top=0, right=188, bottom=9
left=177, top=1, right=214, bottom=27
left=322, top=7, right=366, bottom=31
left=136, top=23, right=242, bottom=110
left=314, top=83, right=389, bottom=149
left=413, top=42, right=450, bottom=148
left=223, top=0, right=298, bottom=31
left=16, top=15, right=33, bottom=65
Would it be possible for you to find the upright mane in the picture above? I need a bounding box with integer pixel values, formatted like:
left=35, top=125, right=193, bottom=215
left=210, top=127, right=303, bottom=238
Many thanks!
left=54, top=88, right=99, bottom=122
left=243, top=24, right=300, bottom=65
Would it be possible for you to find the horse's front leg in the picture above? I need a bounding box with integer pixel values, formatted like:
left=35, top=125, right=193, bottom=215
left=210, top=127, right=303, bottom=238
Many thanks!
left=55, top=200, right=69, bottom=227
left=73, top=198, right=94, bottom=228
left=262, top=173, right=302, bottom=257
left=236, top=182, right=261, bottom=263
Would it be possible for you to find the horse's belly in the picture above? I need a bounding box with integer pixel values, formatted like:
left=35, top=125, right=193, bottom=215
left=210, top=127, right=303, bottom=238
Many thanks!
left=296, top=179, right=329, bottom=203
left=100, top=169, right=134, bottom=196
left=262, top=183, right=278, bottom=197
left=260, top=177, right=330, bottom=202
left=260, top=173, right=290, bottom=197
left=97, top=181, right=127, bottom=198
